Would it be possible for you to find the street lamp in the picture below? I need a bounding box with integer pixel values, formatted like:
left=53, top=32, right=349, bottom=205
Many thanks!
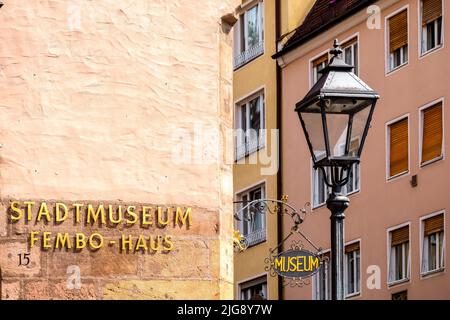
left=295, top=39, right=379, bottom=300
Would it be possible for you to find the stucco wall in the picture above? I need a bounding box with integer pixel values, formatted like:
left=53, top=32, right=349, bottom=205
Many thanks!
left=0, top=0, right=238, bottom=300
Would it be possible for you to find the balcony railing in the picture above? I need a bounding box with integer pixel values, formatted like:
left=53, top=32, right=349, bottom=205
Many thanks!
left=233, top=42, right=264, bottom=70
left=235, top=132, right=265, bottom=161
left=244, top=229, right=266, bottom=247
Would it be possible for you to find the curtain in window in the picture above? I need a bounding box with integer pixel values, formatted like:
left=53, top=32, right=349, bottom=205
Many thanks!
left=422, top=236, right=429, bottom=272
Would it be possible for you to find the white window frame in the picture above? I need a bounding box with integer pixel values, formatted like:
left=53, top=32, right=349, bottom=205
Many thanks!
left=344, top=239, right=361, bottom=298
left=235, top=89, right=266, bottom=161
left=419, top=0, right=444, bottom=58
left=420, top=210, right=446, bottom=277
left=238, top=274, right=268, bottom=300
left=233, top=0, right=265, bottom=69
left=312, top=249, right=331, bottom=300
left=385, top=5, right=410, bottom=75
left=235, top=182, right=267, bottom=247
left=385, top=114, right=410, bottom=181
left=387, top=222, right=411, bottom=287
left=341, top=34, right=360, bottom=76
left=419, top=98, right=445, bottom=167
left=309, top=50, right=329, bottom=88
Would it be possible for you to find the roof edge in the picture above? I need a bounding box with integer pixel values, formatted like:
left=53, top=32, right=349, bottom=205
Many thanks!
left=273, top=0, right=378, bottom=60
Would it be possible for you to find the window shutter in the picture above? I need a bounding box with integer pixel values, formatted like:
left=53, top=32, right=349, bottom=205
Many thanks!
left=424, top=214, right=444, bottom=236
left=342, top=37, right=357, bottom=48
left=389, top=10, right=408, bottom=52
left=391, top=226, right=409, bottom=246
left=345, top=242, right=360, bottom=254
left=313, top=54, right=328, bottom=67
left=422, top=0, right=442, bottom=25
left=389, top=118, right=409, bottom=177
left=422, top=103, right=443, bottom=164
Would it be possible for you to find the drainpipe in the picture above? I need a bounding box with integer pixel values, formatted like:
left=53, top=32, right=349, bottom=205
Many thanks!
left=275, top=0, right=283, bottom=301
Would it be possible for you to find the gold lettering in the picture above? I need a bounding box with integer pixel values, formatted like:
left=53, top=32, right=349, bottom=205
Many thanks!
left=55, top=203, right=68, bottom=223
left=87, top=204, right=106, bottom=225
left=162, top=235, right=173, bottom=252
left=29, top=231, right=40, bottom=248
left=134, top=235, right=148, bottom=252
left=175, top=207, right=192, bottom=228
left=55, top=232, right=72, bottom=249
left=9, top=201, right=23, bottom=221
left=75, top=233, right=87, bottom=249
left=149, top=235, right=162, bottom=252
left=157, top=207, right=169, bottom=226
left=73, top=203, right=84, bottom=223
left=274, top=257, right=284, bottom=272
left=142, top=206, right=153, bottom=226
left=121, top=234, right=133, bottom=252
left=108, top=205, right=122, bottom=224
left=89, top=233, right=103, bottom=250
left=125, top=206, right=137, bottom=225
left=42, top=231, right=52, bottom=250
left=24, top=201, right=35, bottom=221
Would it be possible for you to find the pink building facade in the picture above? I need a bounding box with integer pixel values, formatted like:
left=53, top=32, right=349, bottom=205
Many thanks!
left=276, top=0, right=450, bottom=299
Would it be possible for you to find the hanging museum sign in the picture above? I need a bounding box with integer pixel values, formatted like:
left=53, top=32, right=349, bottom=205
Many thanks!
left=6, top=200, right=193, bottom=253
left=273, top=249, right=321, bottom=278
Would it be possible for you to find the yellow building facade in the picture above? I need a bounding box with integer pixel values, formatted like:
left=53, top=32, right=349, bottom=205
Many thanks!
left=232, top=0, right=315, bottom=300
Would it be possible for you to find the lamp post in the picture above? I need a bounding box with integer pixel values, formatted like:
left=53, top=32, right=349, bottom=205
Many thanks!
left=295, top=40, right=379, bottom=300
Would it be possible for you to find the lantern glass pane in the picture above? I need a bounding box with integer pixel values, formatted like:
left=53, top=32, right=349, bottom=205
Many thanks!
left=350, top=105, right=372, bottom=156
left=300, top=112, right=326, bottom=161
left=326, top=113, right=350, bottom=157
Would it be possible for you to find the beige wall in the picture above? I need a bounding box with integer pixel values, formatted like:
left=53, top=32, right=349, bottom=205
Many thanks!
left=280, top=0, right=450, bottom=299
left=0, top=0, right=239, bottom=300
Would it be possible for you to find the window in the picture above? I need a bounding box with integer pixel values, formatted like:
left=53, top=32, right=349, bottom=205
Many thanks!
left=311, top=54, right=328, bottom=85
left=345, top=242, right=361, bottom=297
left=235, top=92, right=265, bottom=160
left=392, top=290, right=408, bottom=300
left=420, top=102, right=443, bottom=165
left=388, top=10, right=408, bottom=71
left=421, top=0, right=443, bottom=54
left=236, top=184, right=266, bottom=246
left=421, top=213, right=445, bottom=274
left=312, top=140, right=360, bottom=208
left=387, top=117, right=409, bottom=179
left=313, top=252, right=331, bottom=300
left=342, top=38, right=358, bottom=75
left=388, top=225, right=410, bottom=284
left=233, top=1, right=264, bottom=69
left=239, top=276, right=267, bottom=300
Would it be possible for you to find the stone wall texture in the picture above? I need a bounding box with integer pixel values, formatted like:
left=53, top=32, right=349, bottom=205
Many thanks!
left=0, top=0, right=238, bottom=300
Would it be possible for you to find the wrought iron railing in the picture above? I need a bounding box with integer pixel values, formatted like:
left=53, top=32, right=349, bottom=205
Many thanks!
left=235, top=132, right=265, bottom=161
left=233, top=42, right=264, bottom=69
left=244, top=229, right=266, bottom=247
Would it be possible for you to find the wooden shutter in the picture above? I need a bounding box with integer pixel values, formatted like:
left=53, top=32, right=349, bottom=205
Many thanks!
left=345, top=242, right=360, bottom=254
left=313, top=54, right=328, bottom=67
left=342, top=37, right=357, bottom=48
left=422, top=103, right=443, bottom=164
left=391, top=226, right=409, bottom=246
left=424, top=214, right=444, bottom=236
left=389, top=118, right=409, bottom=177
left=389, top=10, right=408, bottom=52
left=422, top=0, right=442, bottom=25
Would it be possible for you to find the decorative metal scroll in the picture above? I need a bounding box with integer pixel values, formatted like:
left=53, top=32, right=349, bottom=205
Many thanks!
left=233, top=197, right=328, bottom=287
